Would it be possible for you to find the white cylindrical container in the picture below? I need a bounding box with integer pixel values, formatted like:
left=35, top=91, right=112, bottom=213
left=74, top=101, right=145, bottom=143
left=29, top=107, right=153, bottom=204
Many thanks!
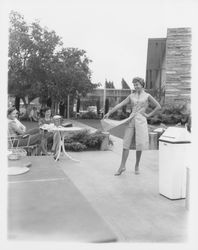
left=158, top=127, right=191, bottom=199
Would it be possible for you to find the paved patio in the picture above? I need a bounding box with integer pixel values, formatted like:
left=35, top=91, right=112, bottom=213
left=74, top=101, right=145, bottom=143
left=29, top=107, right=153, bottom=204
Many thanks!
left=59, top=120, right=188, bottom=242
left=8, top=120, right=189, bottom=242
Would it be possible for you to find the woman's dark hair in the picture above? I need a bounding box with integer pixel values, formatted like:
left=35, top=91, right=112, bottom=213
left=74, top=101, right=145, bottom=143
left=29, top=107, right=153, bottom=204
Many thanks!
left=40, top=106, right=51, bottom=118
left=132, top=77, right=145, bottom=88
left=7, top=106, right=17, bottom=116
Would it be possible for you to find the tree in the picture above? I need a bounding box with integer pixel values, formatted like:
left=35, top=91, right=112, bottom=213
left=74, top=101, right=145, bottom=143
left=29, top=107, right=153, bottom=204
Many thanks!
left=47, top=48, right=99, bottom=115
left=8, top=11, right=32, bottom=110
left=8, top=11, right=99, bottom=117
left=121, top=78, right=130, bottom=89
left=76, top=97, right=81, bottom=113
left=8, top=11, right=62, bottom=112
left=105, top=80, right=115, bottom=89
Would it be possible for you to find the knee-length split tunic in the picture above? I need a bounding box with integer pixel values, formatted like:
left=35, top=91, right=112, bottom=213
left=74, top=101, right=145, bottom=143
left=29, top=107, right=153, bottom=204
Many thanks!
left=123, top=91, right=150, bottom=150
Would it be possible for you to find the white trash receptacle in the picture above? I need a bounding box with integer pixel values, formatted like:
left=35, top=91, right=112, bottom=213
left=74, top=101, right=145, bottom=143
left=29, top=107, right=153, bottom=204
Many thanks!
left=159, top=127, right=191, bottom=199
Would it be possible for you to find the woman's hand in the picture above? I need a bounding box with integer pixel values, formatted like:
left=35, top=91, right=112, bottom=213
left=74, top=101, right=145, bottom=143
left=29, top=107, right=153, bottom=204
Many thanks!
left=103, top=113, right=110, bottom=119
left=142, top=112, right=150, bottom=118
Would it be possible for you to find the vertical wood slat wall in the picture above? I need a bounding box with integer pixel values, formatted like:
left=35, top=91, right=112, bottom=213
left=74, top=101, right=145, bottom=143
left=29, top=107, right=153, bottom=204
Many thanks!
left=165, top=28, right=191, bottom=103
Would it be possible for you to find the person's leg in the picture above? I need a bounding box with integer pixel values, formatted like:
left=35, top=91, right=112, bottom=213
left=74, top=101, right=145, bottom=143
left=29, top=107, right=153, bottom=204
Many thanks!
left=115, top=148, right=129, bottom=176
left=121, top=148, right=129, bottom=167
left=52, top=132, right=61, bottom=155
left=26, top=127, right=40, bottom=135
left=28, top=133, right=42, bottom=145
left=17, top=133, right=41, bottom=155
left=46, top=132, right=54, bottom=151
left=135, top=150, right=142, bottom=174
left=115, top=123, right=134, bottom=176
left=40, top=137, right=48, bottom=155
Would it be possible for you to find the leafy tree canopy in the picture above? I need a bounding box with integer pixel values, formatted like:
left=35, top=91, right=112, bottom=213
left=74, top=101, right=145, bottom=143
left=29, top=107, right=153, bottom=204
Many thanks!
left=8, top=10, right=99, bottom=107
left=121, top=78, right=130, bottom=89
left=105, top=79, right=115, bottom=89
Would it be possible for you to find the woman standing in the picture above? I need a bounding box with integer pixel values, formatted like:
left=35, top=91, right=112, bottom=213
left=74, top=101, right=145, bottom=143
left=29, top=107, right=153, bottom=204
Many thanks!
left=104, top=77, right=161, bottom=175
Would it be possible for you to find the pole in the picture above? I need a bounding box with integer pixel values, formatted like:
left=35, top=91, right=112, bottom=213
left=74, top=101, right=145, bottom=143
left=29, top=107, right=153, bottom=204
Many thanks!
left=67, top=94, right=70, bottom=119
left=103, top=80, right=106, bottom=115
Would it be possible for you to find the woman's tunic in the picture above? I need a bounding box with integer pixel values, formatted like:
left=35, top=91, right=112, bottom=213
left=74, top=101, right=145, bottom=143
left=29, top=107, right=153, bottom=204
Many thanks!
left=123, top=91, right=150, bottom=150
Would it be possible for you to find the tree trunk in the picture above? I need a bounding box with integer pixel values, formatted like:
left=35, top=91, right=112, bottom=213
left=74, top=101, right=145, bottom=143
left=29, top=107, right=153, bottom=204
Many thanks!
left=64, top=101, right=67, bottom=118
left=70, top=98, right=74, bottom=118
left=21, top=97, right=28, bottom=110
left=77, top=97, right=81, bottom=113
left=51, top=100, right=55, bottom=116
left=15, top=96, right=20, bottom=111
left=96, top=99, right=100, bottom=114
left=47, top=97, right=52, bottom=108
left=59, top=102, right=65, bottom=117
left=105, top=98, right=109, bottom=114
left=54, top=102, right=59, bottom=115
left=21, top=97, right=28, bottom=117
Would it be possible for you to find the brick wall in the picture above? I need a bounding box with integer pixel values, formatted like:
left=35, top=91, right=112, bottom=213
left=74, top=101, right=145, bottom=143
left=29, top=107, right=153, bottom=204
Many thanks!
left=165, top=27, right=191, bottom=103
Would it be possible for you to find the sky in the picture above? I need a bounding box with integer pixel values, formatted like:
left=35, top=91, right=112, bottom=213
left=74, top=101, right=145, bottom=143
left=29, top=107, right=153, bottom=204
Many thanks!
left=2, top=0, right=197, bottom=88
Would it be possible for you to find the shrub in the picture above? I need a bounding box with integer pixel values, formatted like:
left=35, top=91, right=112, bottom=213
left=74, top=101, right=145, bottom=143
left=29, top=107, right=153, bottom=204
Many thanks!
left=110, top=111, right=129, bottom=120
left=81, top=111, right=99, bottom=119
left=147, top=103, right=190, bottom=125
left=64, top=129, right=112, bottom=151
left=147, top=115, right=161, bottom=125
left=66, top=129, right=90, bottom=144
left=83, top=131, right=106, bottom=149
left=64, top=142, right=87, bottom=151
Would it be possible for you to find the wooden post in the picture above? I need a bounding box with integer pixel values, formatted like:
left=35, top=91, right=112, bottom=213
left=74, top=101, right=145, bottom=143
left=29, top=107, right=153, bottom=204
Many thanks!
left=103, top=81, right=106, bottom=116
left=149, top=132, right=158, bottom=150
left=67, top=95, right=70, bottom=119
left=185, top=167, right=190, bottom=210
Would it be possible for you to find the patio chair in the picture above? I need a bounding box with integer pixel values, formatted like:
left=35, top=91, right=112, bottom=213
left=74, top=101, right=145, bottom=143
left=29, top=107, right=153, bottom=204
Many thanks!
left=8, top=134, right=39, bottom=156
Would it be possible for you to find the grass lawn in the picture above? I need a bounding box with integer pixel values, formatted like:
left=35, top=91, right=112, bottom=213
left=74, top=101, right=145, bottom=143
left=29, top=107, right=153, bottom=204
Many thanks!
left=23, top=121, right=39, bottom=130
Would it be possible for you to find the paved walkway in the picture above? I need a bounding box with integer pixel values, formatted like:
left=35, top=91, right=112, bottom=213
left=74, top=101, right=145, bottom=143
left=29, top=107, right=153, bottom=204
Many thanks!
left=55, top=119, right=188, bottom=242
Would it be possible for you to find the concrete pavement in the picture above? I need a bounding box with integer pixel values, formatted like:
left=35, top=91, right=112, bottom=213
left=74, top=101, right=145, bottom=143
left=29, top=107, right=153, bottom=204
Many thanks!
left=56, top=119, right=188, bottom=242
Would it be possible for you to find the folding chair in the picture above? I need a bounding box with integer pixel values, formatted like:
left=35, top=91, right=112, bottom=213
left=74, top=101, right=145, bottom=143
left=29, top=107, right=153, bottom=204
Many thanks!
left=8, top=134, right=38, bottom=156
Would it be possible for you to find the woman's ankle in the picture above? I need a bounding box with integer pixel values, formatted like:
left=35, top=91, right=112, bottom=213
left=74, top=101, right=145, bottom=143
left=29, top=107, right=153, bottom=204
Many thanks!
left=119, top=165, right=126, bottom=170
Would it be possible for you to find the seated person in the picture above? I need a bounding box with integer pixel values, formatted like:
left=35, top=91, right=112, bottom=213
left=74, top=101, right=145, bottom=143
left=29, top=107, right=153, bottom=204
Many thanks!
left=7, top=107, right=44, bottom=155
left=29, top=107, right=39, bottom=122
left=39, top=107, right=60, bottom=155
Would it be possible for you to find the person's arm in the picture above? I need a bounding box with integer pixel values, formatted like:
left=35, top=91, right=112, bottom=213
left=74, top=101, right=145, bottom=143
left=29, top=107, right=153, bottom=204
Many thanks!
left=15, top=118, right=26, bottom=132
left=103, top=95, right=130, bottom=119
left=143, top=94, right=161, bottom=118
left=9, top=120, right=25, bottom=136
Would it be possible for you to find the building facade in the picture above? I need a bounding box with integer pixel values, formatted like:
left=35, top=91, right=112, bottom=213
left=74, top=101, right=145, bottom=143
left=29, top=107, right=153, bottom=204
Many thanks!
left=146, top=27, right=191, bottom=104
left=79, top=27, right=191, bottom=110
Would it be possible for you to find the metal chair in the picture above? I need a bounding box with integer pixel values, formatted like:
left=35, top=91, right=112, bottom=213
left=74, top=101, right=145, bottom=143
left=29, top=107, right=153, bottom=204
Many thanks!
left=8, top=134, right=38, bottom=156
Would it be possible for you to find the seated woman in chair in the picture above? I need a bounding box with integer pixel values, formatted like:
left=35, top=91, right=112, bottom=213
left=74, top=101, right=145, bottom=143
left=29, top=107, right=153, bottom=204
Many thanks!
left=7, top=107, right=44, bottom=155
left=38, top=107, right=60, bottom=155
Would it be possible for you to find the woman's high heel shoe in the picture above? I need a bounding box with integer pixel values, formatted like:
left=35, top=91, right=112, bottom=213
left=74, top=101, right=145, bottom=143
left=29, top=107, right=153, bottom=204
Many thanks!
left=114, top=168, right=126, bottom=176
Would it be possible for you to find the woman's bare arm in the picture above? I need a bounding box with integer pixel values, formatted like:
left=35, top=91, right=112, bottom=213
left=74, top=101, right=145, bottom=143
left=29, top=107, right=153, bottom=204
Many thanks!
left=103, top=95, right=130, bottom=119
left=144, top=94, right=161, bottom=118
